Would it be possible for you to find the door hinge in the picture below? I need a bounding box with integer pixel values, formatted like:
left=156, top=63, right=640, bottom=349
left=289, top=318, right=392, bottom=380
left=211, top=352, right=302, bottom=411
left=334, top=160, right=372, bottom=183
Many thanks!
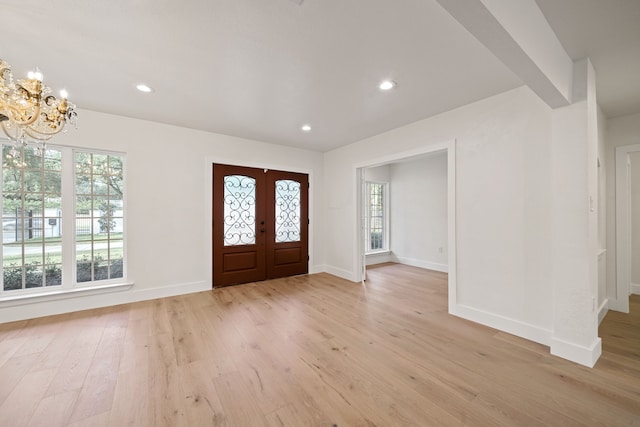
left=308, top=218, right=310, bottom=224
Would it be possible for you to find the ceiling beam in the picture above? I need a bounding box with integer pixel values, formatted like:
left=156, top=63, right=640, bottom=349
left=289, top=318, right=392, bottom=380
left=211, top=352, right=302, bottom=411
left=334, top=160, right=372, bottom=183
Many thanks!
left=435, top=0, right=573, bottom=108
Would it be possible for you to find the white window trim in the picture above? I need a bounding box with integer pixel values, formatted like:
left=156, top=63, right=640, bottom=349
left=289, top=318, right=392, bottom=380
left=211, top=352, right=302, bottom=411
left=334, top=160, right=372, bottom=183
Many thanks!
left=365, top=181, right=389, bottom=255
left=0, top=141, right=130, bottom=301
left=0, top=282, right=134, bottom=307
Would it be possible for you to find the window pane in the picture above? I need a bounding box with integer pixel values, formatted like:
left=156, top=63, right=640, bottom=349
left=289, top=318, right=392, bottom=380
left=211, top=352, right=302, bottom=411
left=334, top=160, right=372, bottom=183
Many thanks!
left=92, top=154, right=108, bottom=175
left=23, top=170, right=42, bottom=192
left=75, top=153, right=92, bottom=174
left=109, top=156, right=123, bottom=177
left=109, top=259, right=124, bottom=279
left=3, top=169, right=22, bottom=193
left=43, top=149, right=62, bottom=171
left=45, top=264, right=62, bottom=286
left=25, top=264, right=43, bottom=288
left=23, top=147, right=44, bottom=169
left=93, top=175, right=109, bottom=195
left=275, top=179, right=301, bottom=243
left=43, top=171, right=61, bottom=194
left=107, top=175, right=123, bottom=197
left=76, top=174, right=92, bottom=195
left=223, top=175, right=256, bottom=246
left=76, top=251, right=92, bottom=283
left=109, top=240, right=123, bottom=258
left=3, top=266, right=23, bottom=291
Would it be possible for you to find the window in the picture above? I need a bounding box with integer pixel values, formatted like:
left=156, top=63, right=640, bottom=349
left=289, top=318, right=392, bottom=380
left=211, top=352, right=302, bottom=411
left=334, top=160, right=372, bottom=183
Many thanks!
left=366, top=181, right=388, bottom=253
left=2, top=146, right=63, bottom=290
left=75, top=152, right=124, bottom=283
left=1, top=143, right=126, bottom=295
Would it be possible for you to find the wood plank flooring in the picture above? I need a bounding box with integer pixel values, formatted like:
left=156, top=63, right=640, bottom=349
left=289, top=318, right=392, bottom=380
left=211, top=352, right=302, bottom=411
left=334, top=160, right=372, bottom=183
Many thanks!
left=0, top=263, right=639, bottom=426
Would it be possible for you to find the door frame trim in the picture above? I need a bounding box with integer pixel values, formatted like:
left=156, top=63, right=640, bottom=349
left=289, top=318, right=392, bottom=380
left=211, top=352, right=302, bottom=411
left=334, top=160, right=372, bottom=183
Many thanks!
left=613, top=143, right=640, bottom=312
left=205, top=157, right=315, bottom=287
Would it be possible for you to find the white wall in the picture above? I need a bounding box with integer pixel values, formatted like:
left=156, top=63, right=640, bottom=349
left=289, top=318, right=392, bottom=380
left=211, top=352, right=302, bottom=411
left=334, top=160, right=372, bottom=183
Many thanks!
left=324, top=86, right=555, bottom=341
left=631, top=152, right=640, bottom=289
left=389, top=154, right=448, bottom=272
left=364, top=164, right=389, bottom=183
left=605, top=112, right=640, bottom=304
left=0, top=109, right=324, bottom=321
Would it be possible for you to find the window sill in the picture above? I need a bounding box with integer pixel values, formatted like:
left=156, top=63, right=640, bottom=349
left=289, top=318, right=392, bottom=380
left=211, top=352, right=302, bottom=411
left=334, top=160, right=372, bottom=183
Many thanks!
left=0, top=282, right=134, bottom=308
left=366, top=250, right=391, bottom=256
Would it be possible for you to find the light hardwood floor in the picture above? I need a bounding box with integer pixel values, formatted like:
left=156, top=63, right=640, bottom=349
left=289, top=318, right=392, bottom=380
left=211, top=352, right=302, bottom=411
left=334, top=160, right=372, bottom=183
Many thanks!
left=0, top=263, right=639, bottom=426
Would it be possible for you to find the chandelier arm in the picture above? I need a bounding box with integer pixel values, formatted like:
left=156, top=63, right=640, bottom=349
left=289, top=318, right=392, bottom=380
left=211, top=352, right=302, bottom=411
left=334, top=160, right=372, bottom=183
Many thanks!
left=1, top=120, right=21, bottom=141
left=24, top=124, right=59, bottom=141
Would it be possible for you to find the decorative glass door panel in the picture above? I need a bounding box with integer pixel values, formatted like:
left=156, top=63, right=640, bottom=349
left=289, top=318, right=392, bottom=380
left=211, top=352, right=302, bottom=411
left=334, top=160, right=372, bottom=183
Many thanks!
left=213, top=164, right=308, bottom=287
left=223, top=175, right=256, bottom=246
left=275, top=179, right=301, bottom=243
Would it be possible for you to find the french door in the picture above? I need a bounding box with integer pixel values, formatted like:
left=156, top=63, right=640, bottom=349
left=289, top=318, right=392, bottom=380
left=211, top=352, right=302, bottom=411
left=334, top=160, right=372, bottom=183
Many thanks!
left=212, top=164, right=309, bottom=287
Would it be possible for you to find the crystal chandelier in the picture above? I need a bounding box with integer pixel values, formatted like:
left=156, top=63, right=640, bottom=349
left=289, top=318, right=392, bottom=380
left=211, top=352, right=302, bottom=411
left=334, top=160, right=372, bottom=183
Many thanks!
left=0, top=58, right=77, bottom=154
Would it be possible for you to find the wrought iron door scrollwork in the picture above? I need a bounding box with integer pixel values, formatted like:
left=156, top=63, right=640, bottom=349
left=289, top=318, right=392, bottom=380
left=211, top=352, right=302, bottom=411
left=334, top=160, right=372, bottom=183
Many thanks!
left=223, top=175, right=256, bottom=245
left=275, top=179, right=301, bottom=243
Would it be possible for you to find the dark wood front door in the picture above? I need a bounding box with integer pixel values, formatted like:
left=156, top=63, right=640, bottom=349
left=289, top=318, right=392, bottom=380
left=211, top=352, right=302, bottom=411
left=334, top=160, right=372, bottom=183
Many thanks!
left=213, top=164, right=308, bottom=287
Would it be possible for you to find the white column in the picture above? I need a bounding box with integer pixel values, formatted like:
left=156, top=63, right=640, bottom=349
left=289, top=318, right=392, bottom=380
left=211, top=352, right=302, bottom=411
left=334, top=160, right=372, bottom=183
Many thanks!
left=549, top=58, right=601, bottom=367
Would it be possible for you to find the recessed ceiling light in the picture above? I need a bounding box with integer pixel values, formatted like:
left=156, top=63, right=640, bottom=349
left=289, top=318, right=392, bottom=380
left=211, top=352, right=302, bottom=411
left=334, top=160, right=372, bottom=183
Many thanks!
left=301, top=124, right=311, bottom=132
left=136, top=84, right=154, bottom=93
left=378, top=80, right=396, bottom=91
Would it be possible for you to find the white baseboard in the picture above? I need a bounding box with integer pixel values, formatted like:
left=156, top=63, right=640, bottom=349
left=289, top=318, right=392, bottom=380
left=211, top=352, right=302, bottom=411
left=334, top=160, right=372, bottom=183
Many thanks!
left=607, top=297, right=630, bottom=313
left=598, top=298, right=609, bottom=325
left=324, top=265, right=358, bottom=282
left=450, top=302, right=606, bottom=367
left=0, top=281, right=211, bottom=324
left=127, top=281, right=211, bottom=304
left=309, top=264, right=327, bottom=274
left=366, top=252, right=393, bottom=266
left=632, top=283, right=640, bottom=295
left=393, top=256, right=448, bottom=273
left=450, top=303, right=551, bottom=346
left=550, top=336, right=602, bottom=368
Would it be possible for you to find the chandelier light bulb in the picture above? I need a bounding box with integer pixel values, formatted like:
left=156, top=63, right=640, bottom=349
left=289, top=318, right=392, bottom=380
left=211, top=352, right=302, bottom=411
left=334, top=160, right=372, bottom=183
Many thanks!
left=28, top=69, right=44, bottom=81
left=59, top=89, right=68, bottom=99
left=301, top=124, right=311, bottom=132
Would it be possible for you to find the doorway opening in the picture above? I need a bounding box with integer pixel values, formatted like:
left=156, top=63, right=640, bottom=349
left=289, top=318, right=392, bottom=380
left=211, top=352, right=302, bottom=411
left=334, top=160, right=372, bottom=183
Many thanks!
left=354, top=141, right=457, bottom=312
left=212, top=164, right=309, bottom=287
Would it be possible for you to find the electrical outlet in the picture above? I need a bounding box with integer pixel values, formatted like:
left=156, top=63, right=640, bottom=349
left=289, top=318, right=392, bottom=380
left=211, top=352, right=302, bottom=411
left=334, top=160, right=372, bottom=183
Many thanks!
left=438, top=247, right=443, bottom=253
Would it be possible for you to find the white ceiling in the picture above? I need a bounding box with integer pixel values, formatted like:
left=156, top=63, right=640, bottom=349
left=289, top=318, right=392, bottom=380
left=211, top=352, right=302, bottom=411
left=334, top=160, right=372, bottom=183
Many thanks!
left=1, top=0, right=638, bottom=152
left=535, top=0, right=640, bottom=119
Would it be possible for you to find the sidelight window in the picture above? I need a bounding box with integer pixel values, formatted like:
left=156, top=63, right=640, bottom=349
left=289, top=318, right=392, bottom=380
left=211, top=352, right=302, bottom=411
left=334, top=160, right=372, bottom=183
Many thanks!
left=366, top=181, right=388, bottom=253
